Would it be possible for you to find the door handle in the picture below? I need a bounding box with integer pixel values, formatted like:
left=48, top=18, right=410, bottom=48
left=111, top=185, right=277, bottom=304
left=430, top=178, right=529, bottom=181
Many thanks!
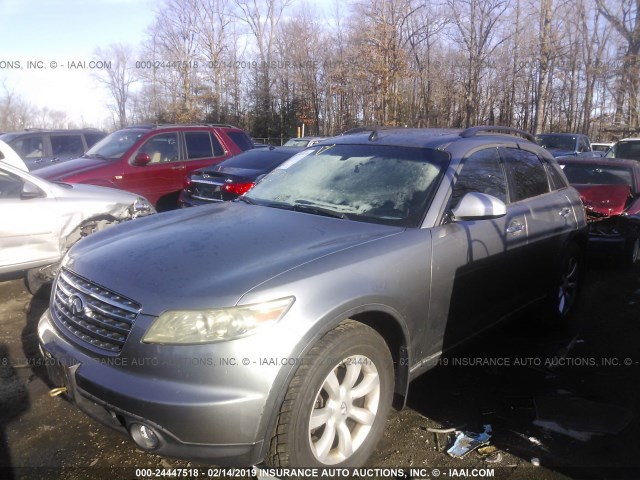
left=559, top=207, right=571, bottom=217
left=171, top=165, right=186, bottom=171
left=506, top=222, right=525, bottom=234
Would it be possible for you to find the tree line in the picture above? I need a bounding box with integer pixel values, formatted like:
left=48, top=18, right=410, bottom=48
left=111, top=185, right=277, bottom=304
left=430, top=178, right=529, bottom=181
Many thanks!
left=3, top=0, right=640, bottom=142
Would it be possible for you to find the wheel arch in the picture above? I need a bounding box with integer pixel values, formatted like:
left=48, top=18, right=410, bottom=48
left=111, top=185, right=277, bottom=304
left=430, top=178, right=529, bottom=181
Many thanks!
left=256, top=305, right=411, bottom=463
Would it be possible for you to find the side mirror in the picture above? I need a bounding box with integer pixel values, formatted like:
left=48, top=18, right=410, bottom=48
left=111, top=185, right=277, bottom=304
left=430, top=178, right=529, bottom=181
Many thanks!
left=452, top=192, right=507, bottom=221
left=21, top=181, right=44, bottom=200
left=133, top=152, right=151, bottom=166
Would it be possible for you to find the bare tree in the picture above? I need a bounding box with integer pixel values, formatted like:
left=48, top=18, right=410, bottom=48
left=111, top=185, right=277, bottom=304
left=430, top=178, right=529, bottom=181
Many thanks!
left=233, top=0, right=293, bottom=136
left=596, top=0, right=640, bottom=130
left=447, top=0, right=511, bottom=127
left=92, top=43, right=138, bottom=128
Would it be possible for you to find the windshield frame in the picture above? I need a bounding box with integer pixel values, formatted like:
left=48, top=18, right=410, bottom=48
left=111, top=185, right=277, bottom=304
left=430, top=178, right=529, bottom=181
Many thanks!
left=84, top=128, right=149, bottom=160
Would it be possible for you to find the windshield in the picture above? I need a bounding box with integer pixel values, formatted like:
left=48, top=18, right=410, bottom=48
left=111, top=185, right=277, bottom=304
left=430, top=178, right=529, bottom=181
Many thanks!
left=535, top=135, right=576, bottom=151
left=246, top=144, right=448, bottom=227
left=85, top=129, right=147, bottom=159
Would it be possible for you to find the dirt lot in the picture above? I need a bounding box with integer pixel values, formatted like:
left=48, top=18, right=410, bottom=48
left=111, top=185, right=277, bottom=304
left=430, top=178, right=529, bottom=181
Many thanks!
left=1, top=261, right=639, bottom=480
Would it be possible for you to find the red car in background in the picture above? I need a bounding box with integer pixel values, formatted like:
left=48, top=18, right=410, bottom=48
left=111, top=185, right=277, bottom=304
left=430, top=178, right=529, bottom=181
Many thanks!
left=35, top=124, right=254, bottom=211
left=558, top=157, right=640, bottom=266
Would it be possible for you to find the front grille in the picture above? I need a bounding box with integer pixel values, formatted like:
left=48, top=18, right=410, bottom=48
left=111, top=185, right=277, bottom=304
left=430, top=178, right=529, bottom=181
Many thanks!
left=52, top=269, right=141, bottom=353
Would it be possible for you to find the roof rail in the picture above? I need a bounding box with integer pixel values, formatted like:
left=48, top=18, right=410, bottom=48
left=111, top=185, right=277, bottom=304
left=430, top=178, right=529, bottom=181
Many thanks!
left=124, top=123, right=240, bottom=130
left=460, top=126, right=535, bottom=143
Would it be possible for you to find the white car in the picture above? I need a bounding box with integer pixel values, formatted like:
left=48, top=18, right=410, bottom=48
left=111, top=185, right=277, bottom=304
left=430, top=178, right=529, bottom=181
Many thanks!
left=0, top=146, right=155, bottom=292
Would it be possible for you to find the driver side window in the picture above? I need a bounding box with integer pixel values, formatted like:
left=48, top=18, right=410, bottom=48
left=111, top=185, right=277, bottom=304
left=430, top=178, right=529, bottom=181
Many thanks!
left=450, top=148, right=508, bottom=210
left=139, top=133, right=179, bottom=164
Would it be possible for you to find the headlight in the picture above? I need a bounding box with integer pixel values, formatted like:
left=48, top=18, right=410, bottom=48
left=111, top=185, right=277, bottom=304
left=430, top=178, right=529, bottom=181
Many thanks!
left=142, top=297, right=295, bottom=344
left=130, top=198, right=155, bottom=218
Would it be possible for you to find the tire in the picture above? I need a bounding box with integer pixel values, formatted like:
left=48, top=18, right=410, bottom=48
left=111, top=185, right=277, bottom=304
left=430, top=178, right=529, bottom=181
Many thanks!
left=266, top=320, right=394, bottom=468
left=26, top=262, right=58, bottom=297
left=623, top=236, right=640, bottom=271
left=544, top=242, right=583, bottom=328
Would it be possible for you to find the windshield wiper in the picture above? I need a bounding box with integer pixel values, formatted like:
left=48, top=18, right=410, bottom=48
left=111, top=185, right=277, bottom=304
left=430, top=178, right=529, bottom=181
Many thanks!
left=292, top=203, right=347, bottom=219
left=236, top=195, right=256, bottom=205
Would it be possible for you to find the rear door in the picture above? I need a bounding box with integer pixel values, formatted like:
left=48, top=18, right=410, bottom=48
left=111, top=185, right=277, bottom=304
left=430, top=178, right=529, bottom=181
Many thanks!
left=500, top=147, right=578, bottom=300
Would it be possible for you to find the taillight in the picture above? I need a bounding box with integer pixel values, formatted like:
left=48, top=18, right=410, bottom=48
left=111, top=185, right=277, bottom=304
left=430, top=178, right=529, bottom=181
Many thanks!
left=223, top=182, right=255, bottom=195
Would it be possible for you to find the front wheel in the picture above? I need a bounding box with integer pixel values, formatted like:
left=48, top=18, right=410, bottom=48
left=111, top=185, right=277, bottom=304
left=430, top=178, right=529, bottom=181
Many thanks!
left=266, top=320, right=394, bottom=468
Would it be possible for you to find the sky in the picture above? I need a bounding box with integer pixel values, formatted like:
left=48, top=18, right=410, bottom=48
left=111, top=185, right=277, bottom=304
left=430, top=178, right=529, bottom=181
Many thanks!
left=0, top=0, right=159, bottom=127
left=0, top=0, right=334, bottom=129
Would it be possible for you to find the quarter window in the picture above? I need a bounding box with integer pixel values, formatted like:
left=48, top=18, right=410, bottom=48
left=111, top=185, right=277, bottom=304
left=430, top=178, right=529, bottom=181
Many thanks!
left=450, top=148, right=507, bottom=210
left=501, top=148, right=549, bottom=201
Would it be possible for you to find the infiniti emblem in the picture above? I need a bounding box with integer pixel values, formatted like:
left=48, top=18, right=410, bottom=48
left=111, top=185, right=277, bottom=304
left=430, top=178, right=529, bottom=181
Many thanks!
left=68, top=294, right=85, bottom=317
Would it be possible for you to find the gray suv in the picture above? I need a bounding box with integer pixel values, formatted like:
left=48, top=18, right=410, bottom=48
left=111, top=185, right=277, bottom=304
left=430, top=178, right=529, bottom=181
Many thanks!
left=38, top=127, right=587, bottom=468
left=0, top=128, right=106, bottom=171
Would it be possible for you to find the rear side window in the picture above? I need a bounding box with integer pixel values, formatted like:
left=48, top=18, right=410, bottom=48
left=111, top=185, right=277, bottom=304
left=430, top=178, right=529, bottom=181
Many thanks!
left=450, top=148, right=507, bottom=209
left=544, top=161, right=568, bottom=190
left=185, top=132, right=214, bottom=159
left=501, top=148, right=550, bottom=201
left=226, top=131, right=254, bottom=151
left=577, top=136, right=589, bottom=153
left=51, top=135, right=84, bottom=157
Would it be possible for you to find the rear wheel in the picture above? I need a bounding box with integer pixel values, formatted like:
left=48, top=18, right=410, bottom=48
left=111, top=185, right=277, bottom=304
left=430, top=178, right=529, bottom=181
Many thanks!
left=544, top=243, right=583, bottom=328
left=624, top=237, right=639, bottom=271
left=266, top=320, right=393, bottom=468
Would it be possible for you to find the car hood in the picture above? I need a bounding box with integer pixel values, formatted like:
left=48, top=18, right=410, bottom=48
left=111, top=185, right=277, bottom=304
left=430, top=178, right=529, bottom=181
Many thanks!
left=63, top=202, right=403, bottom=315
left=573, top=184, right=632, bottom=219
left=34, top=156, right=113, bottom=180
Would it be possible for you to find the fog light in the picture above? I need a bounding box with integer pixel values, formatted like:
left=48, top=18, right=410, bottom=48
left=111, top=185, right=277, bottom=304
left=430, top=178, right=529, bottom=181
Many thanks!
left=130, top=423, right=159, bottom=450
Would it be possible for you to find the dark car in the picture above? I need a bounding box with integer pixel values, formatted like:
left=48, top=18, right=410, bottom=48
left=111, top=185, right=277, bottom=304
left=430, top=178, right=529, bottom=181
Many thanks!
left=39, top=126, right=587, bottom=468
left=0, top=128, right=106, bottom=171
left=179, top=147, right=304, bottom=207
left=34, top=124, right=254, bottom=211
left=535, top=133, right=594, bottom=157
left=558, top=156, right=640, bottom=266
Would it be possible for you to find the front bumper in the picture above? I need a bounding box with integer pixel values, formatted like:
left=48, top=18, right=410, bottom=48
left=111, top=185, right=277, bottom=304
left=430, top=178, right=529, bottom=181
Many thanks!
left=38, top=308, right=274, bottom=466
